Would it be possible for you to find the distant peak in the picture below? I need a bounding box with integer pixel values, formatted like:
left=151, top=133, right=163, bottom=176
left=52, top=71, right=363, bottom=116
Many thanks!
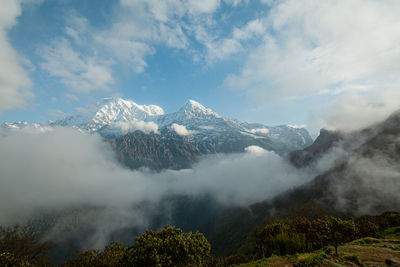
left=96, top=97, right=133, bottom=106
left=187, top=99, right=202, bottom=106
left=94, top=97, right=164, bottom=116
left=182, top=99, right=206, bottom=109
left=178, top=100, right=220, bottom=118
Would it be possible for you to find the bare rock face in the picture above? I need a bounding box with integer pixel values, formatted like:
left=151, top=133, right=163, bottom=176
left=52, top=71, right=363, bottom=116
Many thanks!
left=108, top=130, right=201, bottom=170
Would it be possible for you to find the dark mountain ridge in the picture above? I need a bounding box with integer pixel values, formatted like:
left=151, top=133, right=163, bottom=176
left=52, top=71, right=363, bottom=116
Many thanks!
left=205, top=109, right=400, bottom=256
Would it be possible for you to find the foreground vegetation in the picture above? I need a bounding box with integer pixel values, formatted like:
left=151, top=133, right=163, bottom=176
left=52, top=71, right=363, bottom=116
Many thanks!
left=1, top=211, right=399, bottom=266
left=232, top=229, right=400, bottom=266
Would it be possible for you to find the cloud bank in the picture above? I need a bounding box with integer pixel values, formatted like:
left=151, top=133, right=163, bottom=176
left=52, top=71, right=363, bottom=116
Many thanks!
left=0, top=127, right=314, bottom=248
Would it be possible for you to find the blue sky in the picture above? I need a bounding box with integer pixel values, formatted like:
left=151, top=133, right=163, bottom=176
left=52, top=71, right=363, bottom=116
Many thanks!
left=1, top=0, right=400, bottom=134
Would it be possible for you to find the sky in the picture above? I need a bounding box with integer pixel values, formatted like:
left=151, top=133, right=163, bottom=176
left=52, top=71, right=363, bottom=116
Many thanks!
left=1, top=0, right=400, bottom=133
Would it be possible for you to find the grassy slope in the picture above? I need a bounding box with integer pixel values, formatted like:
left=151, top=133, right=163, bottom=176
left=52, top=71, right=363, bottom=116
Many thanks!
left=234, top=227, right=400, bottom=267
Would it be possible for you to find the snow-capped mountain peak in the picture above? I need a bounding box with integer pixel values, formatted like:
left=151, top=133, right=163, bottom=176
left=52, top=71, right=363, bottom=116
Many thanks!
left=54, top=97, right=165, bottom=132
left=92, top=97, right=164, bottom=122
left=178, top=99, right=220, bottom=119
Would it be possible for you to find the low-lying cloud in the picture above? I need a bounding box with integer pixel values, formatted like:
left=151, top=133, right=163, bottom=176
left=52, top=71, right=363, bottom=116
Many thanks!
left=327, top=135, right=400, bottom=215
left=109, top=120, right=159, bottom=135
left=314, top=89, right=400, bottom=132
left=0, top=127, right=315, bottom=248
left=171, top=123, right=195, bottom=136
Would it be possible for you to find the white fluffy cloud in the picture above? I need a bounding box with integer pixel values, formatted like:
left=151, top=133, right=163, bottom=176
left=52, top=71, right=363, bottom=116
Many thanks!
left=313, top=88, right=400, bottom=132
left=39, top=38, right=113, bottom=93
left=39, top=0, right=254, bottom=87
left=0, top=0, right=33, bottom=113
left=225, top=0, right=400, bottom=131
left=226, top=0, right=400, bottom=96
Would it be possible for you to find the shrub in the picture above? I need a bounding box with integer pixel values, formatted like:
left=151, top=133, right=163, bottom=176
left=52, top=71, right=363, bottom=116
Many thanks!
left=380, top=212, right=400, bottom=227
left=259, top=222, right=310, bottom=257
left=383, top=226, right=400, bottom=239
left=355, top=215, right=384, bottom=238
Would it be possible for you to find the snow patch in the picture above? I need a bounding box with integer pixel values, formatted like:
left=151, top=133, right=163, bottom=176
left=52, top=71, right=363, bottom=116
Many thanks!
left=198, top=125, right=215, bottom=130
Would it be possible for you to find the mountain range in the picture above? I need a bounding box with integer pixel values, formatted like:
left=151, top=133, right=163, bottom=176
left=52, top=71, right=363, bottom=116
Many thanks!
left=1, top=97, right=313, bottom=170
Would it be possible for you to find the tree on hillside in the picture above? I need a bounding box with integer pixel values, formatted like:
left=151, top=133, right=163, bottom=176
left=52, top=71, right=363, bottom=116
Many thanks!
left=123, top=226, right=211, bottom=267
left=98, top=242, right=127, bottom=266
left=325, top=217, right=356, bottom=256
